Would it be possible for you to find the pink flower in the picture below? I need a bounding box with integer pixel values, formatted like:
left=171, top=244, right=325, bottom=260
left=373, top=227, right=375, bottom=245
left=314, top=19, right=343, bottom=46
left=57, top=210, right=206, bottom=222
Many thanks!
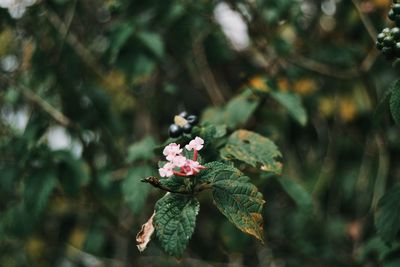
left=185, top=137, right=204, bottom=151
left=171, top=155, right=187, bottom=167
left=181, top=159, right=206, bottom=176
left=159, top=162, right=174, bottom=177
left=159, top=138, right=206, bottom=178
left=163, top=143, right=182, bottom=161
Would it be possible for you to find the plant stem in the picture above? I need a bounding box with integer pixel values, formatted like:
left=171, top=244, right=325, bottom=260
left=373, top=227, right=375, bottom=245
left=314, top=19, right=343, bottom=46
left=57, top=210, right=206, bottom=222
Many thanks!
left=142, top=176, right=212, bottom=195
left=173, top=171, right=188, bottom=177
left=141, top=176, right=191, bottom=194
left=194, top=182, right=212, bottom=193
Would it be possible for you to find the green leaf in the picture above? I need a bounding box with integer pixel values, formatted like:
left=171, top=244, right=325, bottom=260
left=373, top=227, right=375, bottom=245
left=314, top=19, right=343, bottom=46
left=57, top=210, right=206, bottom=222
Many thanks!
left=0, top=204, right=37, bottom=238
left=154, top=193, right=199, bottom=256
left=277, top=177, right=313, bottom=211
left=126, top=136, right=157, bottom=163
left=192, top=124, right=227, bottom=144
left=224, top=90, right=259, bottom=128
left=375, top=185, right=400, bottom=242
left=270, top=91, right=307, bottom=126
left=122, top=165, right=155, bottom=214
left=159, top=175, right=190, bottom=193
left=84, top=227, right=106, bottom=254
left=209, top=164, right=265, bottom=242
left=202, top=90, right=259, bottom=129
left=201, top=107, right=224, bottom=125
left=373, top=80, right=399, bottom=124
left=221, top=130, right=282, bottom=174
left=196, top=161, right=240, bottom=183
left=384, top=259, right=400, bottom=267
left=356, top=237, right=387, bottom=262
left=131, top=54, right=156, bottom=77
left=137, top=31, right=164, bottom=58
left=54, top=151, right=90, bottom=197
left=0, top=165, right=17, bottom=195
left=390, top=80, right=400, bottom=124
left=109, top=23, right=135, bottom=63
left=24, top=168, right=57, bottom=216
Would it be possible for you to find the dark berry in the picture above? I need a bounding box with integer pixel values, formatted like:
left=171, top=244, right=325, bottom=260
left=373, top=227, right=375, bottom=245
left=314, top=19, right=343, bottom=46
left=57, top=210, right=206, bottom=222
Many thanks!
left=384, top=36, right=395, bottom=46
left=382, top=46, right=393, bottom=54
left=389, top=9, right=396, bottom=20
left=178, top=111, right=188, bottom=118
left=182, top=123, right=192, bottom=134
left=395, top=42, right=400, bottom=55
left=393, top=4, right=400, bottom=13
left=169, top=124, right=182, bottom=138
left=392, top=27, right=400, bottom=39
left=186, top=115, right=199, bottom=125
left=386, top=54, right=395, bottom=60
left=382, top=47, right=395, bottom=59
left=377, top=33, right=386, bottom=42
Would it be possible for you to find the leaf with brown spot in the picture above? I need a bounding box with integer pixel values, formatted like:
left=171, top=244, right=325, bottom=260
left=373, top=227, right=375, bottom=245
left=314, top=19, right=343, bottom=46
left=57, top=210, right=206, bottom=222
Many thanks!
left=208, top=164, right=266, bottom=242
left=221, top=129, right=282, bottom=174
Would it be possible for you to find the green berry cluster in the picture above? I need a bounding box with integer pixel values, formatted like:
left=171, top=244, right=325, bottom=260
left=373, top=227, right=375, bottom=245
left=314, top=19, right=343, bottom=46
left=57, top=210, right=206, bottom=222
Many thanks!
left=376, top=27, right=400, bottom=60
left=376, top=2, right=400, bottom=60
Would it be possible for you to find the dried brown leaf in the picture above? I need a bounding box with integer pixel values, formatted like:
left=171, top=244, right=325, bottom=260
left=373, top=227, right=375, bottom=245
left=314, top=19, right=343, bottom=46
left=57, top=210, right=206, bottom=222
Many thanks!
left=136, top=212, right=155, bottom=252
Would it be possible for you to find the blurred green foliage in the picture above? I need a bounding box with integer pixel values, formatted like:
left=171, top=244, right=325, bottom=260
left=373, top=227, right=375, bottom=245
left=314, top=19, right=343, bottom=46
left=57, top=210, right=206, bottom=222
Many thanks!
left=1, top=0, right=400, bottom=266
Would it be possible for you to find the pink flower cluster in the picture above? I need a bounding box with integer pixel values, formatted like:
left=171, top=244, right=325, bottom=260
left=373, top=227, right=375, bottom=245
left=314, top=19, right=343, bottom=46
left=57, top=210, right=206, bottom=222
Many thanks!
left=159, top=137, right=206, bottom=178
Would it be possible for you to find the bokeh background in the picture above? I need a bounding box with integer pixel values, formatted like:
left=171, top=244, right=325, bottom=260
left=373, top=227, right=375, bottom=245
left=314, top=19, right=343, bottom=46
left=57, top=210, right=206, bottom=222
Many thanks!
left=1, top=0, right=400, bottom=266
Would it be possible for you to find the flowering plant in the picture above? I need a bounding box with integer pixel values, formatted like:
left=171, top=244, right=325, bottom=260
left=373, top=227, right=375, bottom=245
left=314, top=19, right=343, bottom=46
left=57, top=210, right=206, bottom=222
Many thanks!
left=136, top=124, right=283, bottom=257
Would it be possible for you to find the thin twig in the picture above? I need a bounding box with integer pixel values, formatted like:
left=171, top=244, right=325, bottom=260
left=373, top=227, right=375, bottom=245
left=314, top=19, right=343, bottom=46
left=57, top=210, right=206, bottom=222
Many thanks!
left=55, top=0, right=78, bottom=61
left=141, top=176, right=191, bottom=194
left=21, top=89, right=73, bottom=127
left=360, top=47, right=380, bottom=73
left=286, top=55, right=359, bottom=80
left=1, top=74, right=73, bottom=128
left=45, top=9, right=101, bottom=77
left=371, top=133, right=390, bottom=209
left=355, top=135, right=375, bottom=215
left=192, top=34, right=226, bottom=105
left=312, top=95, right=339, bottom=197
left=141, top=176, right=212, bottom=195
left=7, top=88, right=70, bottom=131
left=44, top=7, right=131, bottom=92
left=194, top=181, right=212, bottom=192
left=351, top=0, right=378, bottom=42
